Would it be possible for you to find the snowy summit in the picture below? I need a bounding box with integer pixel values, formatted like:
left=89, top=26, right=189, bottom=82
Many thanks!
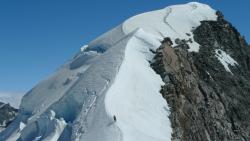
left=0, top=2, right=217, bottom=141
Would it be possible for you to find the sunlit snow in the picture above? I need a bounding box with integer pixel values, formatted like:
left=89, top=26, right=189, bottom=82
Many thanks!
left=105, top=29, right=171, bottom=141
left=123, top=2, right=217, bottom=52
left=0, top=2, right=217, bottom=141
left=215, top=49, right=238, bottom=73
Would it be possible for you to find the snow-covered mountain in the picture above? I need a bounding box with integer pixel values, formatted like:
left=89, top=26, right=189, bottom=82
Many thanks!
left=0, top=92, right=24, bottom=109
left=1, top=2, right=250, bottom=141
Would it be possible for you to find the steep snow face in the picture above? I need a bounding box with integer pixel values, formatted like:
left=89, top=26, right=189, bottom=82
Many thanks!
left=123, top=2, right=217, bottom=52
left=105, top=29, right=172, bottom=141
left=1, top=2, right=217, bottom=141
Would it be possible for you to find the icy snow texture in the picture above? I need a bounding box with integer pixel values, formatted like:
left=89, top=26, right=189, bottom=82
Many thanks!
left=215, top=49, right=238, bottom=73
left=0, top=2, right=217, bottom=141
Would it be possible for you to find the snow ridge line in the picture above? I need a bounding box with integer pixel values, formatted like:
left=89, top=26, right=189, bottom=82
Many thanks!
left=163, top=7, right=180, bottom=37
left=105, top=28, right=172, bottom=141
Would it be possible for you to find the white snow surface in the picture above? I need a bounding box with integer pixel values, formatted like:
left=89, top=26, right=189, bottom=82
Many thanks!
left=123, top=2, right=217, bottom=52
left=0, top=2, right=217, bottom=141
left=215, top=49, right=238, bottom=73
left=105, top=29, right=171, bottom=141
left=80, top=45, right=88, bottom=52
left=19, top=122, right=26, bottom=131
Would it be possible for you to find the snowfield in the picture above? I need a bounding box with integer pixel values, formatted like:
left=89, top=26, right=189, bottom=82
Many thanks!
left=0, top=2, right=217, bottom=141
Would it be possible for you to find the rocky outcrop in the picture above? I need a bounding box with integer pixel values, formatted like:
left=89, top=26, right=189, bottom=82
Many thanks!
left=151, top=11, right=250, bottom=141
left=0, top=102, right=18, bottom=132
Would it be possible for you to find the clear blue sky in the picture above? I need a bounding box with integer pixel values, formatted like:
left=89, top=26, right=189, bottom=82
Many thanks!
left=0, top=0, right=249, bottom=93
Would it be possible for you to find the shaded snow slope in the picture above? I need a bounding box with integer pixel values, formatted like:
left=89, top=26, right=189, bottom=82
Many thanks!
left=0, top=29, right=133, bottom=141
left=1, top=2, right=217, bottom=141
left=105, top=29, right=172, bottom=141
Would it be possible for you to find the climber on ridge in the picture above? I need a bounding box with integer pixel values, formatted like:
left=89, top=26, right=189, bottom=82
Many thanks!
left=113, top=115, right=117, bottom=122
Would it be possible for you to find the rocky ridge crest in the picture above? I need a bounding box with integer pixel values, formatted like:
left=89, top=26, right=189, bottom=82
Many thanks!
left=151, top=11, right=250, bottom=141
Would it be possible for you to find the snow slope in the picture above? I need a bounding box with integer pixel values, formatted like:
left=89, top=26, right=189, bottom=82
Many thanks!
left=105, top=29, right=172, bottom=141
left=0, top=2, right=217, bottom=141
left=123, top=2, right=217, bottom=52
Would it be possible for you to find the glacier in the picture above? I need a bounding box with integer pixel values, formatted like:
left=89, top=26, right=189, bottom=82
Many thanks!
left=0, top=2, right=217, bottom=141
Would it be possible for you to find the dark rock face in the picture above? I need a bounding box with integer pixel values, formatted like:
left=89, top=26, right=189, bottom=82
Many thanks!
left=151, top=12, right=250, bottom=141
left=0, top=102, right=18, bottom=132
